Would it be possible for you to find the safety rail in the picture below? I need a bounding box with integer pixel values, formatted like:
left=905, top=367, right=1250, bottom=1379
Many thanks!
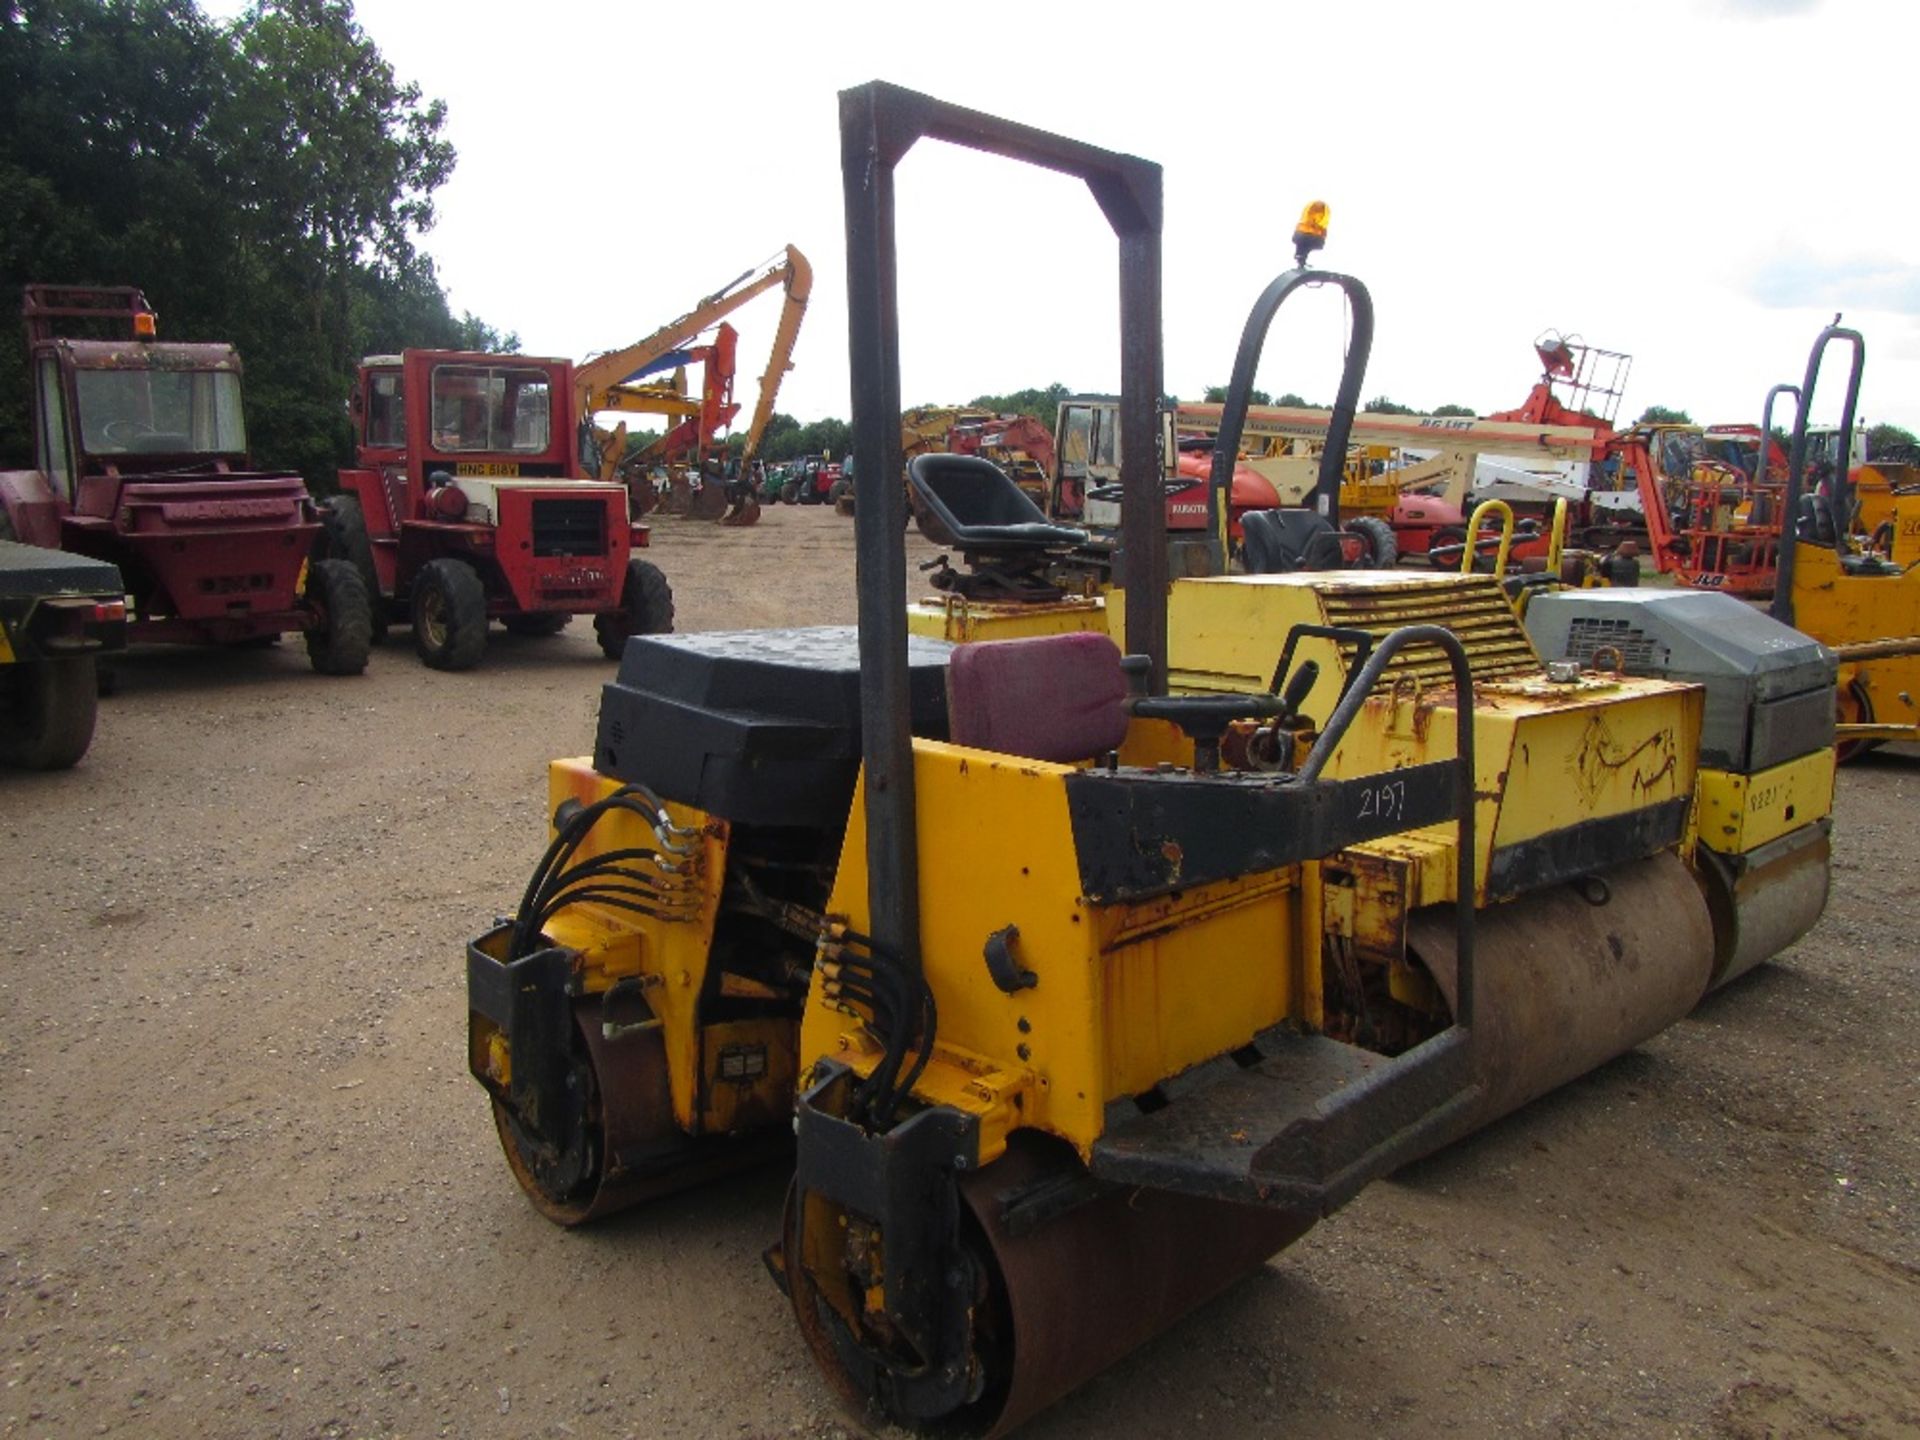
left=1266, top=622, right=1378, bottom=704
left=1295, top=623, right=1478, bottom=1029
left=1774, top=323, right=1865, bottom=626
left=1461, top=498, right=1518, bottom=578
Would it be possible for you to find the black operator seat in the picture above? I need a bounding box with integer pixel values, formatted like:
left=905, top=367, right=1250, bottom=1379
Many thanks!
left=908, top=453, right=1088, bottom=550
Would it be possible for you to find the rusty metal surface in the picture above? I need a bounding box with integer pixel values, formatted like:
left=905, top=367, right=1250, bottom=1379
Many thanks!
left=1696, top=823, right=1831, bottom=991
left=959, top=1135, right=1314, bottom=1437
left=493, top=1001, right=787, bottom=1227
left=1407, top=852, right=1712, bottom=1143
left=1315, top=575, right=1540, bottom=686
left=53, top=338, right=242, bottom=372
left=780, top=1132, right=1315, bottom=1437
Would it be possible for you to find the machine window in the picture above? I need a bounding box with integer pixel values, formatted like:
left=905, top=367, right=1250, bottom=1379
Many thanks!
left=365, top=370, right=405, bottom=447
left=430, top=365, right=551, bottom=453
left=36, top=357, right=74, bottom=499
left=74, top=368, right=246, bottom=456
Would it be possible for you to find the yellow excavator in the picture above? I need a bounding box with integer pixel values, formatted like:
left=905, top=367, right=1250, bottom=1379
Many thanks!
left=574, top=245, right=812, bottom=523
left=463, top=84, right=1834, bottom=1437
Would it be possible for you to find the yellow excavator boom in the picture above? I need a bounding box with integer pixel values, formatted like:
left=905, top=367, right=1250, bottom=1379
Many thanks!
left=576, top=245, right=812, bottom=479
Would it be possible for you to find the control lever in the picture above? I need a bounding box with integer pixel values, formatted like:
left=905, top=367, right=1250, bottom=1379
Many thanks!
left=1276, top=658, right=1320, bottom=716
left=1243, top=659, right=1321, bottom=770
left=1121, top=654, right=1327, bottom=775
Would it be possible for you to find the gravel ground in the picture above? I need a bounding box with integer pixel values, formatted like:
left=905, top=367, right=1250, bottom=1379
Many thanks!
left=3, top=506, right=1916, bottom=1439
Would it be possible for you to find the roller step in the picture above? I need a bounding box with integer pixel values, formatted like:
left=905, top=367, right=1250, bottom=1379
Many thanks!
left=1090, top=1024, right=1480, bottom=1214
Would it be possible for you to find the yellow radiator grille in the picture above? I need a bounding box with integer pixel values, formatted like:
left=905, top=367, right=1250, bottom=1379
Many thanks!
left=1314, top=575, right=1539, bottom=688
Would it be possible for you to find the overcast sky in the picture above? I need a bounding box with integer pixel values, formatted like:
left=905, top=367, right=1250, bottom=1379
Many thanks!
left=208, top=0, right=1919, bottom=435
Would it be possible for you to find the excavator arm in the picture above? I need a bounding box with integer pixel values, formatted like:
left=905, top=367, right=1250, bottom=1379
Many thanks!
left=577, top=245, right=812, bottom=492
left=735, top=252, right=812, bottom=470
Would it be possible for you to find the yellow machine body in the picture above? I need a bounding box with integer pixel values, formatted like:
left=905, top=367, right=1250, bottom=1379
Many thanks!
left=1148, top=571, right=1540, bottom=701
left=467, top=759, right=804, bottom=1224
left=1851, top=462, right=1920, bottom=561
left=1786, top=529, right=1920, bottom=748
left=803, top=740, right=1311, bottom=1168
left=904, top=595, right=1108, bottom=644
left=1693, top=749, right=1834, bottom=855
left=781, top=589, right=1725, bottom=1435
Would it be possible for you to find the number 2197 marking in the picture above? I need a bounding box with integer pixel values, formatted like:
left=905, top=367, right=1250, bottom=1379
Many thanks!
left=1357, top=779, right=1408, bottom=822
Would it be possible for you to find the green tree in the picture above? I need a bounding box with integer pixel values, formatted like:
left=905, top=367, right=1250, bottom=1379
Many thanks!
left=226, top=0, right=453, bottom=373
left=753, top=412, right=805, bottom=461
left=1637, top=404, right=1692, bottom=425
left=1202, top=384, right=1271, bottom=405
left=1364, top=395, right=1415, bottom=415
left=1867, top=422, right=1917, bottom=460
left=0, top=0, right=498, bottom=488
left=0, top=0, right=234, bottom=459
left=1432, top=403, right=1476, bottom=417
left=968, top=382, right=1069, bottom=424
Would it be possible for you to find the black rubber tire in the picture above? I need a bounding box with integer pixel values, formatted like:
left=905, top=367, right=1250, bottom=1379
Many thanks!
left=0, top=656, right=99, bottom=770
left=1427, top=526, right=1465, bottom=569
left=828, top=477, right=852, bottom=504
left=780, top=480, right=803, bottom=504
left=594, top=559, right=675, bottom=660
left=503, top=612, right=570, bottom=637
left=318, top=494, right=386, bottom=641
left=304, top=558, right=373, bottom=676
left=411, top=557, right=488, bottom=671
left=1349, top=514, right=1398, bottom=568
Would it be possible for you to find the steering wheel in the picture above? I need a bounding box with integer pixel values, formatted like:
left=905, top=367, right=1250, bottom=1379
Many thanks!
left=1131, top=693, right=1286, bottom=774
left=101, top=418, right=159, bottom=445
left=1130, top=693, right=1285, bottom=731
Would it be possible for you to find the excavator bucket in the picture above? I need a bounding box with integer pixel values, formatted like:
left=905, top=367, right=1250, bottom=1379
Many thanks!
left=687, top=481, right=730, bottom=521
left=656, top=470, right=697, bottom=516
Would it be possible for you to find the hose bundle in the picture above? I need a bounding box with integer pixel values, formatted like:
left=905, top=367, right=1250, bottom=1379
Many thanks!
left=815, top=923, right=938, bottom=1131
left=508, top=784, right=702, bottom=961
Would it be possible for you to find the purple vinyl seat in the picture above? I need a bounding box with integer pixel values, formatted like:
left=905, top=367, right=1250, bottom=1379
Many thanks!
left=945, top=631, right=1131, bottom=763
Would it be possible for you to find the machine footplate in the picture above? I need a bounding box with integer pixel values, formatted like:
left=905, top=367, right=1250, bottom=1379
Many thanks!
left=1090, top=1024, right=1478, bottom=1214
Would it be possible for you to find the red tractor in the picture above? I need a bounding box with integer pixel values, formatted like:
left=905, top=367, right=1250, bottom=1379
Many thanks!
left=324, top=349, right=674, bottom=670
left=0, top=286, right=371, bottom=674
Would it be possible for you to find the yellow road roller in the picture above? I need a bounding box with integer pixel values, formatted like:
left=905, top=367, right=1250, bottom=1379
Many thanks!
left=466, top=82, right=1833, bottom=1436
left=1767, top=321, right=1920, bottom=760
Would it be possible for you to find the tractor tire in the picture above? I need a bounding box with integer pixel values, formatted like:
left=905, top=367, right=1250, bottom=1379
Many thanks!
left=303, top=558, right=373, bottom=676
left=503, top=612, right=571, bottom=638
left=318, top=494, right=386, bottom=641
left=411, top=557, right=488, bottom=671
left=1349, top=514, right=1397, bottom=568
left=828, top=477, right=852, bottom=505
left=1428, top=526, right=1465, bottom=569
left=0, top=656, right=99, bottom=770
left=780, top=480, right=803, bottom=505
left=594, top=559, right=675, bottom=660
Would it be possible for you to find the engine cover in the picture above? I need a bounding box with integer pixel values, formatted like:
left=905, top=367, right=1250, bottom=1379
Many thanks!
left=1525, top=589, right=1836, bottom=772
left=594, top=626, right=952, bottom=828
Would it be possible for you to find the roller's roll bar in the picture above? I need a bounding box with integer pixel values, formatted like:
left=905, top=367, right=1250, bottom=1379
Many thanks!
left=1772, top=324, right=1864, bottom=626
left=1206, top=268, right=1375, bottom=571
left=839, top=80, right=1163, bottom=974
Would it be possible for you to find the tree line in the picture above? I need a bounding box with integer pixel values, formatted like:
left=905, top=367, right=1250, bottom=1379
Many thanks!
left=0, top=0, right=506, bottom=488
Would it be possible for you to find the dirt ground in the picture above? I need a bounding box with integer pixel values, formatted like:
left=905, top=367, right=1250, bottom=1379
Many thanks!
left=3, top=506, right=1917, bottom=1440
